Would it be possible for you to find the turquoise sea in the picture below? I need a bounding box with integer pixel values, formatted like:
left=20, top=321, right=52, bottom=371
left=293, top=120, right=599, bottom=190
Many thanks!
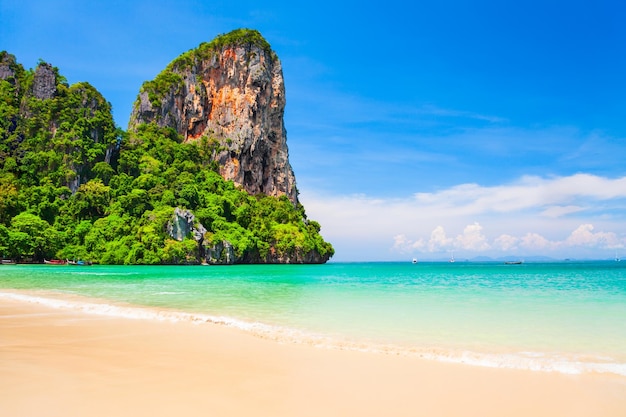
left=1, top=261, right=625, bottom=376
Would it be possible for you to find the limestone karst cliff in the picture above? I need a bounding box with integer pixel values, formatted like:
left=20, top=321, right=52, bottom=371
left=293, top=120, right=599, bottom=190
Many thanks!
left=0, top=51, right=119, bottom=193
left=129, top=29, right=298, bottom=205
left=0, top=36, right=333, bottom=265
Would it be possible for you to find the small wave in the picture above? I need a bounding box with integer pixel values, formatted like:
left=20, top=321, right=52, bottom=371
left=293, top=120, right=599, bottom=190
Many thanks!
left=407, top=349, right=626, bottom=376
left=2, top=291, right=625, bottom=377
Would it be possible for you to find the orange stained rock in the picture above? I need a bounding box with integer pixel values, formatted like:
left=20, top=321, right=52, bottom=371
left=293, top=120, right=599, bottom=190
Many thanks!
left=208, top=86, right=245, bottom=122
left=222, top=48, right=237, bottom=61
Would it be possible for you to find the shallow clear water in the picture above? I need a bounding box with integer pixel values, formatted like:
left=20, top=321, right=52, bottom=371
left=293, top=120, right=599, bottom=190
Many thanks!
left=1, top=261, right=625, bottom=375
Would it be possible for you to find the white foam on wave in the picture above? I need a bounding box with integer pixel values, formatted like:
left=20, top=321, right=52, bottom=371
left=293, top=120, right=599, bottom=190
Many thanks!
left=411, top=349, right=626, bottom=376
left=2, top=291, right=625, bottom=377
left=0, top=291, right=266, bottom=330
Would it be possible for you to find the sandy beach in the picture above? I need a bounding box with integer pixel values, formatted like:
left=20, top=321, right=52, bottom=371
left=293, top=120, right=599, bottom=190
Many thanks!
left=1, top=293, right=625, bottom=417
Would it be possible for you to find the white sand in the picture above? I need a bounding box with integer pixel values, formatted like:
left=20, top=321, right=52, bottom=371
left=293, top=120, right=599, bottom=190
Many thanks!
left=1, top=293, right=625, bottom=417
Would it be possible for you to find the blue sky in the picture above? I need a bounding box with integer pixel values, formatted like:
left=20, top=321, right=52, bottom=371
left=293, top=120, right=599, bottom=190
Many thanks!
left=2, top=0, right=626, bottom=261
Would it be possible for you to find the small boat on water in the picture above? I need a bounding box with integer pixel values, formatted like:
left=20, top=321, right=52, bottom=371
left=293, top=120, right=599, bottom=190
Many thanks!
left=67, top=259, right=91, bottom=266
left=412, top=258, right=418, bottom=264
left=504, top=261, right=523, bottom=265
left=44, top=259, right=66, bottom=265
left=1, top=259, right=16, bottom=265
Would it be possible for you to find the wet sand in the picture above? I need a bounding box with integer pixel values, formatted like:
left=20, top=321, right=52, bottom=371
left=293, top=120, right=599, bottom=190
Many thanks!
left=1, top=294, right=625, bottom=417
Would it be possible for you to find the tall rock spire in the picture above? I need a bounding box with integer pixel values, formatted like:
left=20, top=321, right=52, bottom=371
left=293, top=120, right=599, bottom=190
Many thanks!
left=129, top=29, right=298, bottom=204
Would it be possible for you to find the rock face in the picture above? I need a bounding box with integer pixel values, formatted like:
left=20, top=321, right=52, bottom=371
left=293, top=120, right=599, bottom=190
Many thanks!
left=32, top=63, right=57, bottom=100
left=204, top=240, right=235, bottom=265
left=166, top=208, right=235, bottom=265
left=167, top=207, right=207, bottom=242
left=129, top=29, right=298, bottom=205
left=0, top=53, right=17, bottom=82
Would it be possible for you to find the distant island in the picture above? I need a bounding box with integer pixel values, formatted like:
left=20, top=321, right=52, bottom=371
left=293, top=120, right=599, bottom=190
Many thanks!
left=0, top=29, right=334, bottom=265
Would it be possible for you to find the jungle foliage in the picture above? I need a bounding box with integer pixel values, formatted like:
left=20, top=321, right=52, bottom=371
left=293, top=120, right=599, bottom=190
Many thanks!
left=0, top=51, right=333, bottom=264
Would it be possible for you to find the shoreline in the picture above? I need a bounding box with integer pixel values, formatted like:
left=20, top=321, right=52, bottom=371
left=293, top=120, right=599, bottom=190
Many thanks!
left=1, top=290, right=626, bottom=416
left=2, top=289, right=625, bottom=377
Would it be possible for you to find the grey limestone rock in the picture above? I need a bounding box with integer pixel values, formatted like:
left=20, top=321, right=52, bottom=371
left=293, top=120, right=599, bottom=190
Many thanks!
left=0, top=53, right=16, bottom=81
left=168, top=208, right=205, bottom=242
left=32, top=63, right=57, bottom=100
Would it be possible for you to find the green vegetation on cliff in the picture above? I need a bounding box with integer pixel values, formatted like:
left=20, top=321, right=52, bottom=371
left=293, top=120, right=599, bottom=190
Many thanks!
left=0, top=52, right=120, bottom=191
left=139, top=28, right=274, bottom=109
left=206, top=28, right=272, bottom=55
left=0, top=51, right=333, bottom=264
left=171, top=28, right=273, bottom=70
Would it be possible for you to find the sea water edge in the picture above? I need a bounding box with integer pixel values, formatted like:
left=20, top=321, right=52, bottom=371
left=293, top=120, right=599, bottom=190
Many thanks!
left=1, top=260, right=625, bottom=377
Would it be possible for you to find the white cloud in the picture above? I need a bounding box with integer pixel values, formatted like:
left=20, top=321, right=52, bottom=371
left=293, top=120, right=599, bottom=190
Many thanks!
left=413, top=174, right=626, bottom=217
left=540, top=205, right=585, bottom=218
left=388, top=222, right=625, bottom=259
left=415, top=104, right=507, bottom=124
left=393, top=234, right=425, bottom=253
left=396, top=224, right=491, bottom=254
left=392, top=234, right=410, bottom=252
left=299, top=173, right=626, bottom=261
left=454, top=222, right=490, bottom=251
left=565, top=224, right=623, bottom=249
left=428, top=226, right=452, bottom=252
left=493, top=234, right=519, bottom=251
left=519, top=233, right=556, bottom=251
